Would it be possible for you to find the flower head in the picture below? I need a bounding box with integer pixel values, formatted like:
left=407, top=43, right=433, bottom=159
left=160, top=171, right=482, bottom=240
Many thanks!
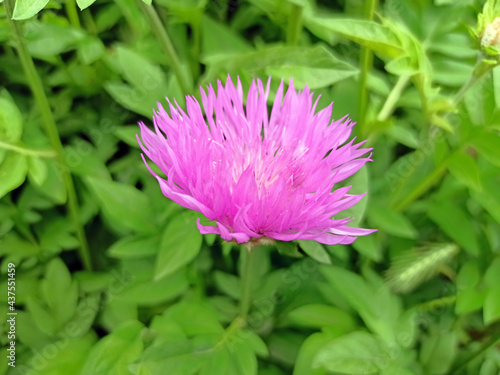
left=138, top=76, right=375, bottom=245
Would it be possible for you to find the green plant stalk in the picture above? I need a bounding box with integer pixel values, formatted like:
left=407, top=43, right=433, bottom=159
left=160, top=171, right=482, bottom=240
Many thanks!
left=239, top=246, right=258, bottom=320
left=65, top=0, right=81, bottom=28
left=357, top=0, right=378, bottom=135
left=286, top=3, right=303, bottom=46
left=0, top=141, right=57, bottom=157
left=377, top=75, right=411, bottom=122
left=5, top=0, right=92, bottom=271
left=137, top=1, right=191, bottom=95
left=392, top=62, right=492, bottom=212
left=450, top=330, right=500, bottom=374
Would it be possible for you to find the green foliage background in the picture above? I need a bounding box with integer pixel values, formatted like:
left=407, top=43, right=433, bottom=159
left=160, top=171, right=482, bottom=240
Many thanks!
left=1, top=0, right=500, bottom=374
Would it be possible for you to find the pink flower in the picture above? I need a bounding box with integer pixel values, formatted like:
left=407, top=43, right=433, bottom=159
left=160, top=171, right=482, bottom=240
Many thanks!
left=138, top=76, right=375, bottom=245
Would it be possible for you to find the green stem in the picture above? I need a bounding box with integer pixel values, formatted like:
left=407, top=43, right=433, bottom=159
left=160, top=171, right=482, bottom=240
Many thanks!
left=65, top=0, right=81, bottom=28
left=190, top=16, right=201, bottom=81
left=357, top=0, right=378, bottom=135
left=5, top=0, right=92, bottom=271
left=391, top=62, right=494, bottom=211
left=450, top=330, right=500, bottom=374
left=137, top=1, right=191, bottom=94
left=0, top=141, right=57, bottom=158
left=239, top=246, right=258, bottom=320
left=392, top=155, right=450, bottom=212
left=377, top=75, right=411, bottom=122
left=286, top=3, right=303, bottom=46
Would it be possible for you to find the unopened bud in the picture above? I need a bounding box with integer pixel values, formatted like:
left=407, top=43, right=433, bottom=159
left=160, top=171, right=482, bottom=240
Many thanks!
left=481, top=17, right=500, bottom=49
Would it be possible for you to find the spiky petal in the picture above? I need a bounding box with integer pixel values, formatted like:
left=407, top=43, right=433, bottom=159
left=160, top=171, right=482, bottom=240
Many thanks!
left=138, top=76, right=376, bottom=245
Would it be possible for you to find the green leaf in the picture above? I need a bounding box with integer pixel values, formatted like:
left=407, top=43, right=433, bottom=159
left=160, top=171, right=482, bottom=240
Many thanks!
left=0, top=92, right=22, bottom=143
left=108, top=235, right=160, bottom=258
left=320, top=266, right=401, bottom=343
left=25, top=295, right=59, bottom=335
left=472, top=131, right=500, bottom=167
left=154, top=211, right=203, bottom=280
left=0, top=153, right=28, bottom=199
left=484, top=257, right=500, bottom=287
left=205, top=45, right=358, bottom=89
left=117, top=270, right=188, bottom=305
left=12, top=0, right=49, bottom=20
left=84, top=176, right=156, bottom=234
left=420, top=332, right=457, bottom=374
left=41, top=258, right=79, bottom=324
left=294, top=332, right=333, bottom=375
left=81, top=321, right=144, bottom=375
left=76, top=0, right=97, bottom=10
left=484, top=286, right=500, bottom=324
left=368, top=202, right=417, bottom=239
left=310, top=18, right=404, bottom=58
left=427, top=201, right=480, bottom=255
left=456, top=263, right=484, bottom=315
left=448, top=151, right=482, bottom=191
left=313, top=331, right=393, bottom=374
left=27, top=156, right=48, bottom=186
left=285, top=304, right=356, bottom=331
left=298, top=241, right=331, bottom=264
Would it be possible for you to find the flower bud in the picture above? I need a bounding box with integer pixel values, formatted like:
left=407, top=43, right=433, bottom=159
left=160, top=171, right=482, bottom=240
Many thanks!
left=481, top=17, right=500, bottom=49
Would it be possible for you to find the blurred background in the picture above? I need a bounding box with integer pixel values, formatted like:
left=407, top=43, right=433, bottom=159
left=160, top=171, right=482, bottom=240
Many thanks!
left=1, top=0, right=500, bottom=374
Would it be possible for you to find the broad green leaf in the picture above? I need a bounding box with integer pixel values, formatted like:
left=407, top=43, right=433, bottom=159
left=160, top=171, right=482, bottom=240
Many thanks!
left=12, top=0, right=49, bottom=20
left=108, top=235, right=160, bottom=258
left=456, top=262, right=484, bottom=315
left=27, top=156, right=48, bottom=186
left=320, top=266, right=401, bottom=343
left=472, top=131, right=500, bottom=167
left=484, top=286, right=500, bottom=324
left=368, top=203, right=417, bottom=239
left=116, top=46, right=168, bottom=96
left=427, top=201, right=480, bottom=255
left=298, top=241, right=331, bottom=264
left=420, top=332, right=457, bottom=374
left=213, top=270, right=241, bottom=300
left=25, top=334, right=96, bottom=375
left=113, top=125, right=142, bottom=149
left=313, top=331, right=393, bottom=374
left=85, top=176, right=156, bottom=234
left=310, top=18, right=404, bottom=58
left=25, top=295, right=59, bottom=335
left=0, top=153, right=28, bottom=199
left=104, top=81, right=155, bottom=117
left=0, top=92, right=22, bottom=143
left=204, top=45, right=358, bottom=89
left=116, top=270, right=188, bottom=305
left=285, top=304, right=356, bottom=331
left=484, top=257, right=500, bottom=287
left=154, top=211, right=203, bottom=280
left=26, top=22, right=85, bottom=57
left=448, top=151, right=482, bottom=190
left=294, top=332, right=333, bottom=375
left=76, top=0, right=97, bottom=10
left=41, top=257, right=78, bottom=324
left=472, top=176, right=500, bottom=225
left=81, top=321, right=144, bottom=375
left=201, top=15, right=253, bottom=57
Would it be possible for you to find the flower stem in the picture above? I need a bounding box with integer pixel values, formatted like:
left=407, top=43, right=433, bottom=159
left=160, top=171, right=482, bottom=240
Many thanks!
left=357, top=0, right=378, bottom=135
left=450, top=330, right=500, bottom=374
left=286, top=3, right=303, bottom=46
left=377, top=75, right=411, bottom=122
left=137, top=0, right=191, bottom=95
left=5, top=0, right=92, bottom=271
left=239, top=246, right=258, bottom=320
left=0, top=141, right=57, bottom=158
left=65, top=0, right=81, bottom=28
